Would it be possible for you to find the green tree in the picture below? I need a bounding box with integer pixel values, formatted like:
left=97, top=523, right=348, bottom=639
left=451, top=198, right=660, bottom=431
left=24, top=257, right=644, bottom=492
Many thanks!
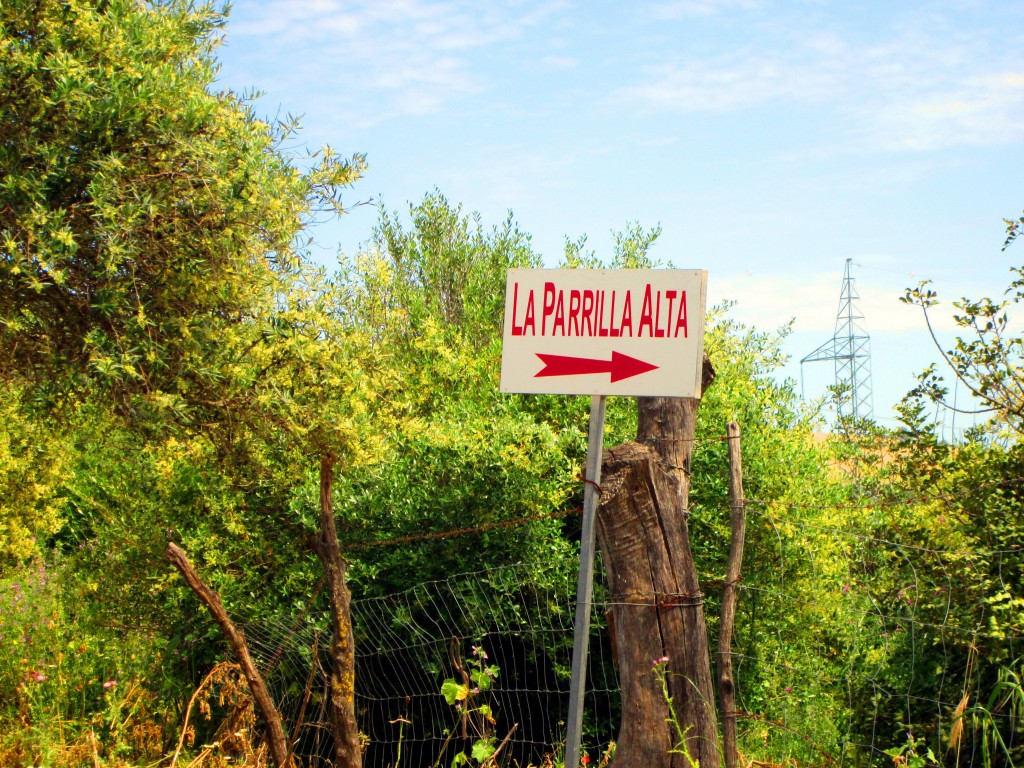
left=1, top=2, right=371, bottom=764
left=865, top=213, right=1024, bottom=761
left=334, top=192, right=575, bottom=593
left=0, top=0, right=364, bottom=416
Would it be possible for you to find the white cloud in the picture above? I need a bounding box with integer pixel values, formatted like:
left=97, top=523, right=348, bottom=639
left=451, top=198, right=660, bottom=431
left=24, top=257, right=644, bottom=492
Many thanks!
left=863, top=72, right=1024, bottom=151
left=614, top=55, right=837, bottom=113
left=612, top=17, right=1024, bottom=153
left=650, top=0, right=763, bottom=19
left=709, top=268, right=967, bottom=336
left=539, top=55, right=579, bottom=69
left=226, top=0, right=567, bottom=126
left=434, top=143, right=576, bottom=219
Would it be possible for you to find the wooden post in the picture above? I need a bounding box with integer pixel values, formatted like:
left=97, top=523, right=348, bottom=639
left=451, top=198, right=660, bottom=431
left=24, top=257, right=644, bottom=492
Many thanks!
left=718, top=420, right=746, bottom=768
left=638, top=394, right=720, bottom=768
left=595, top=356, right=720, bottom=768
left=166, top=542, right=294, bottom=768
left=312, top=455, right=363, bottom=768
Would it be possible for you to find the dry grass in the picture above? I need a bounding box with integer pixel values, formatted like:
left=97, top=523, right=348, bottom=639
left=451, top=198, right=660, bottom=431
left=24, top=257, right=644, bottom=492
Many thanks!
left=0, top=661, right=265, bottom=768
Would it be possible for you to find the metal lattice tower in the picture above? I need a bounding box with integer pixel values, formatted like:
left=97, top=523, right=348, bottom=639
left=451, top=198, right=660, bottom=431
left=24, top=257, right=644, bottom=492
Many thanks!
left=800, top=259, right=874, bottom=422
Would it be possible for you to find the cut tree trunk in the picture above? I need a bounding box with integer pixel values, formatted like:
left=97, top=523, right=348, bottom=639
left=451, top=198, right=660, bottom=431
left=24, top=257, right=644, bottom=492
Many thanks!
left=596, top=357, right=720, bottom=768
left=166, top=542, right=294, bottom=768
left=312, top=455, right=363, bottom=768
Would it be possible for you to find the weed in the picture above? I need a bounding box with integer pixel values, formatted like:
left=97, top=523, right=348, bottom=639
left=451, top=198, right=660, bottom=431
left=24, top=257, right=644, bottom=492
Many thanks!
left=652, top=657, right=701, bottom=768
left=434, top=640, right=505, bottom=768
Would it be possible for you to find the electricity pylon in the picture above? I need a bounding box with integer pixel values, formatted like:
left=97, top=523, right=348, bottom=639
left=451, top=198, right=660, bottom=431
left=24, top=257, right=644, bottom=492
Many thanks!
left=800, top=259, right=874, bottom=423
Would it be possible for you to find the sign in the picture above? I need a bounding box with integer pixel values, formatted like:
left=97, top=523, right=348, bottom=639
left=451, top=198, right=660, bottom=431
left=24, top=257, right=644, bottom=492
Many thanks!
left=500, top=268, right=707, bottom=397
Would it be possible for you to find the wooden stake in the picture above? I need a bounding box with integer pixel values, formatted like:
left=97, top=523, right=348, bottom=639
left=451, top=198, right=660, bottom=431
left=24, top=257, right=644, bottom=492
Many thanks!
left=312, top=454, right=363, bottom=768
left=166, top=543, right=294, bottom=768
left=592, top=384, right=721, bottom=768
left=718, top=420, right=746, bottom=768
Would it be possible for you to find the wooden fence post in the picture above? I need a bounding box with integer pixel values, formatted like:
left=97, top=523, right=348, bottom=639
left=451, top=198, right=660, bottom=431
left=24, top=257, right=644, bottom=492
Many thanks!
left=718, top=420, right=746, bottom=768
left=312, top=455, right=363, bottom=768
left=595, top=358, right=721, bottom=768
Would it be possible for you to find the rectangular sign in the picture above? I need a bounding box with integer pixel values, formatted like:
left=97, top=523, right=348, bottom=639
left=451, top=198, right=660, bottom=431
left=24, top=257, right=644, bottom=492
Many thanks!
left=500, top=268, right=707, bottom=397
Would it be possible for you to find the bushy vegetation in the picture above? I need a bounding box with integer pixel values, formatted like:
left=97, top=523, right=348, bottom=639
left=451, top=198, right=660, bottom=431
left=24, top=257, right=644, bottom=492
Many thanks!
left=1, top=1, right=1022, bottom=766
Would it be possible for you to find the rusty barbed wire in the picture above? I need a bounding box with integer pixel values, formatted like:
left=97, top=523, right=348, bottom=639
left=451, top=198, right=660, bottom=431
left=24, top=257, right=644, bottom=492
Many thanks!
left=334, top=483, right=1019, bottom=558
left=341, top=505, right=583, bottom=552
left=640, top=433, right=733, bottom=445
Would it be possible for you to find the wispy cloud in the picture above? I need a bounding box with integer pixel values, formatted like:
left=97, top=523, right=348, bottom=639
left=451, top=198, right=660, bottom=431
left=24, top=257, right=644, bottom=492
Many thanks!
left=650, top=0, right=763, bottom=19
left=864, top=72, right=1024, bottom=151
left=226, top=0, right=567, bottom=126
left=612, top=14, right=1024, bottom=152
left=539, top=55, right=580, bottom=69
left=614, top=55, right=836, bottom=113
left=710, top=269, right=966, bottom=336
left=434, top=142, right=577, bottom=218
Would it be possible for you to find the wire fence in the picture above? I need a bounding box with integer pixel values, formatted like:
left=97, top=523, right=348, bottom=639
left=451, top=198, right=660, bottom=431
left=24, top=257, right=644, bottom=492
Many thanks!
left=245, top=560, right=619, bottom=768
left=239, top=461, right=1023, bottom=768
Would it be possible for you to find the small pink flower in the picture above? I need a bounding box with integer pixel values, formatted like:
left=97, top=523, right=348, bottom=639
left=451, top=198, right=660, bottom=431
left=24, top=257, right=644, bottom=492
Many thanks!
left=783, top=686, right=794, bottom=693
left=30, top=671, right=45, bottom=682
left=842, top=584, right=851, bottom=595
left=652, top=656, right=670, bottom=667
left=103, top=680, right=117, bottom=689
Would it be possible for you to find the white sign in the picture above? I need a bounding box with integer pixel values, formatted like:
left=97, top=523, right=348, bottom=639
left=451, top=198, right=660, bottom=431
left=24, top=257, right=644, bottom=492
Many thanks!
left=500, top=268, right=707, bottom=397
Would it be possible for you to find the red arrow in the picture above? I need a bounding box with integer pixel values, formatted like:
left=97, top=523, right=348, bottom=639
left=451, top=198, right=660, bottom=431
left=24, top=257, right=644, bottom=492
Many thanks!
left=534, top=351, right=659, bottom=383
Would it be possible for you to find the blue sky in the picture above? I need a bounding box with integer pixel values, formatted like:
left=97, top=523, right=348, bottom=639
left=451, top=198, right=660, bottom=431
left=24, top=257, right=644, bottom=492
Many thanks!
left=214, top=0, right=1024, bottom=432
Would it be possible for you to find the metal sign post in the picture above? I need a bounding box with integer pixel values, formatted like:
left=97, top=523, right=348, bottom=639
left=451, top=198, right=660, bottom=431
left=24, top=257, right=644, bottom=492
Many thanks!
left=564, top=394, right=606, bottom=768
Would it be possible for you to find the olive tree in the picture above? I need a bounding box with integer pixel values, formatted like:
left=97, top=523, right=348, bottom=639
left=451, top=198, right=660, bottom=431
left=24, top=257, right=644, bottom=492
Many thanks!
left=0, top=0, right=364, bottom=417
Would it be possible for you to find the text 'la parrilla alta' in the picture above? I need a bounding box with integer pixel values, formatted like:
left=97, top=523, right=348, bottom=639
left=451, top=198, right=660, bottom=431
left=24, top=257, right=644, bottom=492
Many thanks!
left=509, top=282, right=690, bottom=339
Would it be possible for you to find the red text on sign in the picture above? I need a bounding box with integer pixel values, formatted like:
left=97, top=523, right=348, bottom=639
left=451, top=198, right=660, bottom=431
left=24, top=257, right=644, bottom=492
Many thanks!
left=510, top=282, right=688, bottom=339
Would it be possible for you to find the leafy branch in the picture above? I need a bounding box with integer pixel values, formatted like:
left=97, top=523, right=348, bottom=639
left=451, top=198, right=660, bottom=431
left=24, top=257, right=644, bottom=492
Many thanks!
left=900, top=214, right=1024, bottom=435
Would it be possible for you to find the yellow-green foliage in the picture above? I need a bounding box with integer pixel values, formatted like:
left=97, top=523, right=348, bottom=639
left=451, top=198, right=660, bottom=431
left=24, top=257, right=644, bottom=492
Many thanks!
left=0, top=394, right=66, bottom=564
left=0, top=0, right=365, bottom=415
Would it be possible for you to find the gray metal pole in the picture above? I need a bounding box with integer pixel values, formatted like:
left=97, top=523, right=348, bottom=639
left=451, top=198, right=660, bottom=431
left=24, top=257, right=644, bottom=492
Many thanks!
left=565, top=394, right=607, bottom=768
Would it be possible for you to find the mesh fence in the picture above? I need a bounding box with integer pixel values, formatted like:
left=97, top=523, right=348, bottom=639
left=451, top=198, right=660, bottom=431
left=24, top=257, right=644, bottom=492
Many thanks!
left=237, top=489, right=1023, bottom=767
left=245, top=559, right=619, bottom=768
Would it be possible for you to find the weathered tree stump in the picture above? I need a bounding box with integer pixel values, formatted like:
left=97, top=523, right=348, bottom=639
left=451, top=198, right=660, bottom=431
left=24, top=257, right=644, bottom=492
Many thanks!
left=597, top=390, right=719, bottom=768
